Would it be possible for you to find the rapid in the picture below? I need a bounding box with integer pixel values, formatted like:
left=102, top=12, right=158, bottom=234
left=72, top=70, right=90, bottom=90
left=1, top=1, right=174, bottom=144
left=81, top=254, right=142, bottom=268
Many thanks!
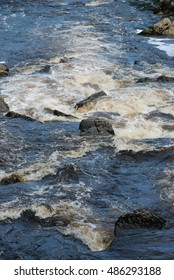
left=0, top=0, right=174, bottom=259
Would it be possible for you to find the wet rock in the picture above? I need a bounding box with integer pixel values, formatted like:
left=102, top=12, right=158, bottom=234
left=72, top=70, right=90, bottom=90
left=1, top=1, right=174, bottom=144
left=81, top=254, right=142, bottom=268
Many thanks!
left=20, top=209, right=39, bottom=222
left=0, top=97, right=9, bottom=113
left=5, top=111, right=37, bottom=121
left=136, top=75, right=174, bottom=83
left=155, top=0, right=174, bottom=15
left=56, top=164, right=80, bottom=183
left=0, top=174, right=24, bottom=185
left=0, top=64, right=9, bottom=76
left=75, top=91, right=107, bottom=112
left=37, top=65, right=51, bottom=74
left=44, top=108, right=77, bottom=119
left=145, top=110, right=174, bottom=121
left=139, top=17, right=174, bottom=36
left=79, top=117, right=115, bottom=136
left=162, top=124, right=174, bottom=130
left=114, top=208, right=166, bottom=235
left=20, top=209, right=70, bottom=227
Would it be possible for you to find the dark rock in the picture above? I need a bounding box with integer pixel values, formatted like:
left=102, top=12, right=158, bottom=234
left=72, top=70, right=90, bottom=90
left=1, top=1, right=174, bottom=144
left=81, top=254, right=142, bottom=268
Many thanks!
left=75, top=91, right=107, bottom=112
left=44, top=108, right=77, bottom=119
left=37, top=65, right=51, bottom=74
left=0, top=174, right=24, bottom=185
left=0, top=64, right=9, bottom=76
left=145, top=110, right=174, bottom=121
left=5, top=111, right=37, bottom=121
left=156, top=0, right=174, bottom=15
left=162, top=124, right=174, bottom=130
left=136, top=75, right=174, bottom=83
left=139, top=17, right=174, bottom=36
left=157, top=75, right=174, bottom=82
left=79, top=117, right=115, bottom=136
left=114, top=208, right=166, bottom=235
left=20, top=209, right=39, bottom=222
left=0, top=97, right=9, bottom=113
left=56, top=164, right=80, bottom=183
left=20, top=209, right=70, bottom=227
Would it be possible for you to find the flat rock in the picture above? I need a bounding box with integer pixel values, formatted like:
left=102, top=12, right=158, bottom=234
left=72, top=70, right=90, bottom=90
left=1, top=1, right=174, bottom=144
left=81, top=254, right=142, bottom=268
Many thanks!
left=79, top=117, right=115, bottom=136
left=5, top=111, right=37, bottom=121
left=44, top=108, right=77, bottom=119
left=75, top=91, right=107, bottom=112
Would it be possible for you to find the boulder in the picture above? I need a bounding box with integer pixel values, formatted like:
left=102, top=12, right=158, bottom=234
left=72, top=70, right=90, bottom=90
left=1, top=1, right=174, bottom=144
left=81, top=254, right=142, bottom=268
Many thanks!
left=114, top=208, right=166, bottom=235
left=79, top=117, right=115, bottom=136
left=0, top=97, right=9, bottom=113
left=75, top=91, right=107, bottom=112
left=156, top=0, right=174, bottom=15
left=0, top=174, right=24, bottom=185
left=139, top=17, right=174, bottom=36
left=0, top=64, right=9, bottom=76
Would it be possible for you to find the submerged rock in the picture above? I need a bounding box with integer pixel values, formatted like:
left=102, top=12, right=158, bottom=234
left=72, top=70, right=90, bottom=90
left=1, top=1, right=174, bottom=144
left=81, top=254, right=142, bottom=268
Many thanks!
left=139, top=17, right=174, bottom=36
left=0, top=64, right=9, bottom=76
left=44, top=108, right=77, bottom=119
left=56, top=164, right=80, bottom=183
left=75, top=91, right=107, bottom=112
left=20, top=209, right=70, bottom=227
left=79, top=117, right=115, bottom=136
left=0, top=174, right=24, bottom=185
left=0, top=97, right=9, bottom=113
left=5, top=111, right=37, bottom=121
left=114, top=208, right=166, bottom=235
left=136, top=75, right=174, bottom=83
left=37, top=64, right=51, bottom=74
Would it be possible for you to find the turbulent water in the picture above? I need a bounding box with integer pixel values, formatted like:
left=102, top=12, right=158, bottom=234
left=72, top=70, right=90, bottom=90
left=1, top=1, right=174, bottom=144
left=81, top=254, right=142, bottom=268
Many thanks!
left=0, top=0, right=174, bottom=259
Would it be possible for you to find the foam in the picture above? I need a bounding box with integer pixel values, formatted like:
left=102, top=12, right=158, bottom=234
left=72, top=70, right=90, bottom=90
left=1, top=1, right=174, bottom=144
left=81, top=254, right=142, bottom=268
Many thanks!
left=148, top=38, right=174, bottom=57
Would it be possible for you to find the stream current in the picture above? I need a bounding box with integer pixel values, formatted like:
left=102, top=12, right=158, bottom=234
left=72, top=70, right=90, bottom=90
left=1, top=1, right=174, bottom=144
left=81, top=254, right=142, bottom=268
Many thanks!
left=0, top=0, right=174, bottom=259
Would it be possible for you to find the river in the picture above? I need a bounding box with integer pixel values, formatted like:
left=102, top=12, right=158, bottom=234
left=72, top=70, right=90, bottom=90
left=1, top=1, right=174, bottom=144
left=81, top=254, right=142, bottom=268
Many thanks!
left=0, top=0, right=174, bottom=259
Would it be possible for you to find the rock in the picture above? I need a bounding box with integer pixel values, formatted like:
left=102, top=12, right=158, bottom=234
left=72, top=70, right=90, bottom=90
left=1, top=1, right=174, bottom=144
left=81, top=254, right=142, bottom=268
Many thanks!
left=20, top=209, right=39, bottom=222
left=136, top=75, right=174, bottom=83
left=114, top=208, right=166, bottom=235
left=0, top=97, right=9, bottom=113
left=79, top=117, right=115, bottom=136
left=155, top=0, right=174, bottom=15
left=56, top=164, right=80, bottom=183
left=5, top=111, right=37, bottom=121
left=0, top=64, right=9, bottom=76
left=75, top=91, right=107, bottom=112
left=139, top=17, right=174, bottom=36
left=37, top=65, right=51, bottom=74
left=0, top=174, right=24, bottom=185
left=20, top=209, right=70, bottom=227
left=44, top=108, right=77, bottom=119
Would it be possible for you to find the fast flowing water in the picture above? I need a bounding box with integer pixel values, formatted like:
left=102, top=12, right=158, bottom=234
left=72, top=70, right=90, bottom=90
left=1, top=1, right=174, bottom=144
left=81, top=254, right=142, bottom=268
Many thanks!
left=0, top=0, right=174, bottom=259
